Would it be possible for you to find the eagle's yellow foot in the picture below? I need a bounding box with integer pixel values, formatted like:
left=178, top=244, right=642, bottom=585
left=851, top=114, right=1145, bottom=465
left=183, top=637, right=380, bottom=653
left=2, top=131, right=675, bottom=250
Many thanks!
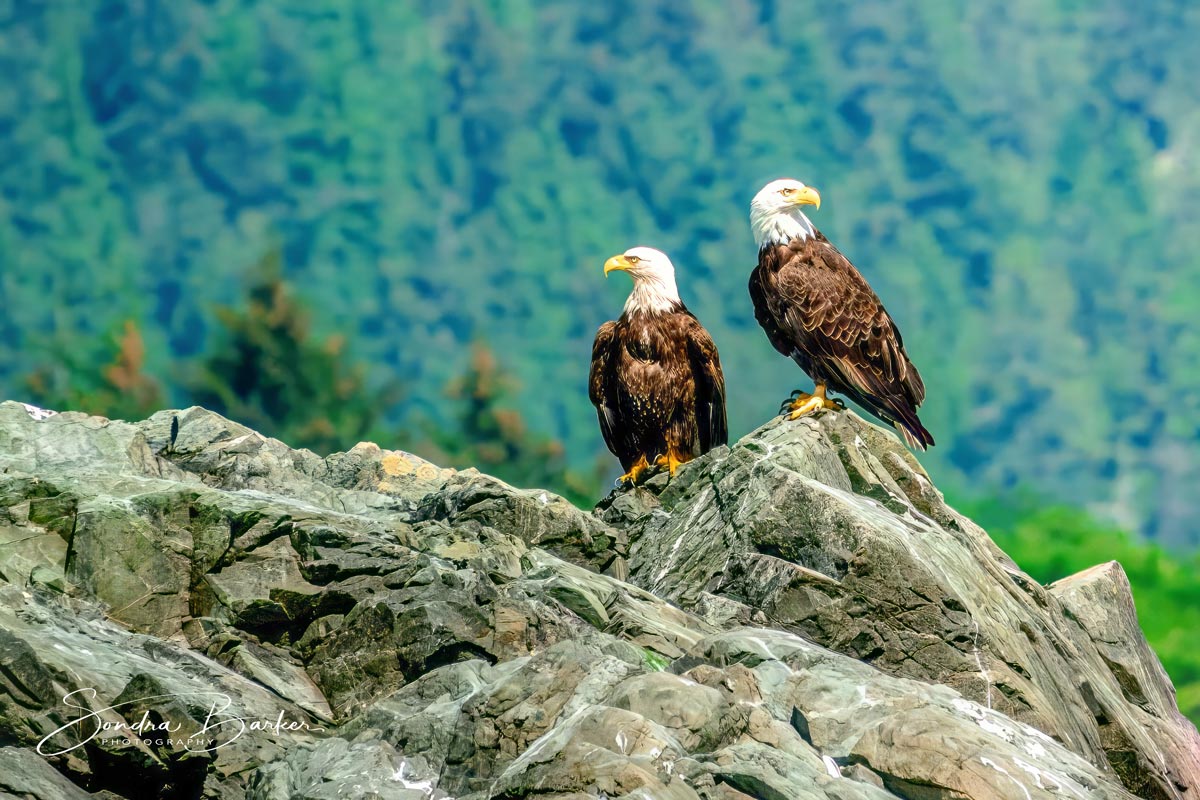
left=618, top=454, right=651, bottom=485
left=779, top=390, right=814, bottom=414
left=785, top=384, right=844, bottom=420
left=654, top=450, right=689, bottom=477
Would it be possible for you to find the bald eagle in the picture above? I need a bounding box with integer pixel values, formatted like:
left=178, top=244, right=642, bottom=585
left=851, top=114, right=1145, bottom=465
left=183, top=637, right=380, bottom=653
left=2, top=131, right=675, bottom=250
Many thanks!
left=590, top=247, right=727, bottom=484
left=749, top=179, right=934, bottom=449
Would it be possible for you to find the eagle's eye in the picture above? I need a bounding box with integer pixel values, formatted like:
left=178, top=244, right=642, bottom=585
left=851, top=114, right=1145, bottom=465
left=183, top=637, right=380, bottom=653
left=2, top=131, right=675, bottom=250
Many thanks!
left=627, top=255, right=641, bottom=264
left=780, top=187, right=795, bottom=196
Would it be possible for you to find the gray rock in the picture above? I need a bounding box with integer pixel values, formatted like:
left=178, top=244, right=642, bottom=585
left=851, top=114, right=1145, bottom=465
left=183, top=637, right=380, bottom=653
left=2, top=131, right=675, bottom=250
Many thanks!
left=1049, top=561, right=1200, bottom=800
left=0, top=746, right=92, bottom=800
left=246, top=738, right=441, bottom=800
left=624, top=411, right=1200, bottom=798
left=0, top=401, right=1194, bottom=799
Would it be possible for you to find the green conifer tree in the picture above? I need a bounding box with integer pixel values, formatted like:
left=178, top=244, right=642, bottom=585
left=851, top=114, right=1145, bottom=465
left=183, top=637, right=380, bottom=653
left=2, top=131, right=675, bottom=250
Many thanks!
left=427, top=343, right=605, bottom=505
left=189, top=250, right=402, bottom=455
left=25, top=320, right=165, bottom=421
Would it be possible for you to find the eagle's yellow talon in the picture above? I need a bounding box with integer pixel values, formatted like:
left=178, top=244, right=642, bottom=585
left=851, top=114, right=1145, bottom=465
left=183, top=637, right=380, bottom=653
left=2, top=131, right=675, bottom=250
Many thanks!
left=784, top=384, right=842, bottom=420
left=652, top=450, right=688, bottom=478
left=781, top=391, right=813, bottom=414
left=787, top=396, right=824, bottom=420
left=618, top=454, right=651, bottom=486
left=665, top=448, right=688, bottom=478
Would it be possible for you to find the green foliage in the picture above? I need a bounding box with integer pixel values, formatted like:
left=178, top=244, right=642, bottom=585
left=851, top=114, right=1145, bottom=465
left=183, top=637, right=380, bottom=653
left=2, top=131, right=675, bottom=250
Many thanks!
left=188, top=250, right=403, bottom=455
left=422, top=343, right=606, bottom=505
left=642, top=648, right=671, bottom=672
left=25, top=320, right=165, bottom=422
left=17, top=249, right=602, bottom=501
left=960, top=493, right=1200, bottom=724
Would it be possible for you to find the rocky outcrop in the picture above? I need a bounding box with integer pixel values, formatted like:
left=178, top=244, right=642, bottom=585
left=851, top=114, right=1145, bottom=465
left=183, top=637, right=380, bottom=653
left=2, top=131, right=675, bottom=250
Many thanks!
left=0, top=401, right=1195, bottom=799
left=611, top=413, right=1200, bottom=799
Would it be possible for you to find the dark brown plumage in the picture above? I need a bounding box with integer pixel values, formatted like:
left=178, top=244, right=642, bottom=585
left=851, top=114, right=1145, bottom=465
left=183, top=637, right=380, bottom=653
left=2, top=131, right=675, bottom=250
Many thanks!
left=590, top=249, right=727, bottom=482
left=750, top=209, right=934, bottom=449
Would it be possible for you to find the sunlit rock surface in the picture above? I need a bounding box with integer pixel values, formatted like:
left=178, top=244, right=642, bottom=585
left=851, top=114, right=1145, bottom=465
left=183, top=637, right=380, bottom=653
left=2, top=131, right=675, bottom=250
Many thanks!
left=0, top=401, right=1195, bottom=799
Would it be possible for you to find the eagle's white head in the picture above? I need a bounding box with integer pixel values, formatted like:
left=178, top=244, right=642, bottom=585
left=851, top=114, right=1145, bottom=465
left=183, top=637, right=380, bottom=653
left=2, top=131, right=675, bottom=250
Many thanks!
left=750, top=178, right=822, bottom=248
left=604, top=246, right=682, bottom=316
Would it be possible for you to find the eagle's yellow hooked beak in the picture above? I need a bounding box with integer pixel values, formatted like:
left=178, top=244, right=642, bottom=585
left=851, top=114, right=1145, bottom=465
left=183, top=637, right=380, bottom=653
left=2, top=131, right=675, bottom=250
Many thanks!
left=791, top=186, right=821, bottom=210
left=604, top=254, right=632, bottom=276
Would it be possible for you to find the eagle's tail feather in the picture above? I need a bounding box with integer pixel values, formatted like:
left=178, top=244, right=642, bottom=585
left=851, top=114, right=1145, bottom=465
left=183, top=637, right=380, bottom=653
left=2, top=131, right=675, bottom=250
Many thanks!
left=839, top=382, right=935, bottom=451
left=896, top=413, right=935, bottom=451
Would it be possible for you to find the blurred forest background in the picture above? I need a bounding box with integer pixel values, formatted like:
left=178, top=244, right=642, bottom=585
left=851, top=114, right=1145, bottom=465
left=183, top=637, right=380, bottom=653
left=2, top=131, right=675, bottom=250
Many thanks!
left=1, top=1, right=1197, bottom=720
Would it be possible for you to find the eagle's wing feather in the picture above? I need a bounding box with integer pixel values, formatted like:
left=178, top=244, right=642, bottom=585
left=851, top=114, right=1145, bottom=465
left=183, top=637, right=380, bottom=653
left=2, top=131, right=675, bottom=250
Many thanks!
left=776, top=239, right=932, bottom=446
left=683, top=314, right=728, bottom=452
left=749, top=266, right=793, bottom=358
left=589, top=321, right=628, bottom=459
